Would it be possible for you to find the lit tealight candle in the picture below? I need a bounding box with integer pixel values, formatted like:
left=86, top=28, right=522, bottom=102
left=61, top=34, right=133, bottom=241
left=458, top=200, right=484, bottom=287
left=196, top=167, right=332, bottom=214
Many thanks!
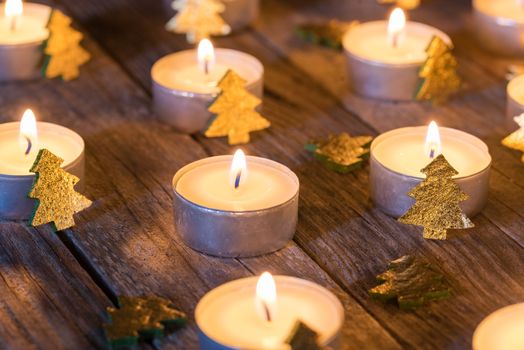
left=369, top=122, right=491, bottom=218
left=473, top=0, right=524, bottom=56
left=151, top=39, right=264, bottom=133
left=195, top=273, right=344, bottom=350
left=0, top=109, right=85, bottom=220
left=0, top=1, right=51, bottom=81
left=473, top=303, right=524, bottom=350
left=342, top=8, right=452, bottom=101
left=172, top=151, right=299, bottom=257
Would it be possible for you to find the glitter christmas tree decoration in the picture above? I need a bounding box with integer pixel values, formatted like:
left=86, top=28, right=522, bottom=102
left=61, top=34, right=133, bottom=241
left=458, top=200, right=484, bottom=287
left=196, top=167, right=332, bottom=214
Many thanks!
left=398, top=154, right=474, bottom=240
left=286, top=321, right=322, bottom=350
left=502, top=114, right=524, bottom=162
left=205, top=69, right=270, bottom=145
left=369, top=255, right=452, bottom=311
left=104, top=296, right=187, bottom=349
left=42, top=10, right=91, bottom=81
left=305, top=133, right=373, bottom=173
left=415, top=35, right=461, bottom=104
left=165, top=0, right=231, bottom=44
left=28, top=149, right=92, bottom=231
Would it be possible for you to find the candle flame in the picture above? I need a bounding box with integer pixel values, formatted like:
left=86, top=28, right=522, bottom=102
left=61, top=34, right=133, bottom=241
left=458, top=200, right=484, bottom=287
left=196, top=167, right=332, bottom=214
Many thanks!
left=255, top=272, right=277, bottom=323
left=229, top=149, right=247, bottom=190
left=5, top=0, right=22, bottom=16
left=19, top=109, right=38, bottom=156
left=425, top=121, right=442, bottom=159
left=197, top=38, right=215, bottom=75
left=387, top=7, right=406, bottom=48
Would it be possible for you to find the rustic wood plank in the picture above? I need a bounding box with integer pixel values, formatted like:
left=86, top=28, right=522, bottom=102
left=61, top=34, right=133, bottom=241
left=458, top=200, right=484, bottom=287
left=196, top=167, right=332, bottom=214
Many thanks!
left=57, top=0, right=524, bottom=348
left=0, top=222, right=110, bottom=349
left=0, top=1, right=404, bottom=348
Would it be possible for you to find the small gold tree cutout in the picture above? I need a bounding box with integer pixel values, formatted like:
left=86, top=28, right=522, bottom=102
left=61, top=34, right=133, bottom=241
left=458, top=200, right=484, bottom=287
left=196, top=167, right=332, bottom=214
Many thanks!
left=205, top=70, right=270, bottom=145
left=29, top=149, right=92, bottom=231
left=398, top=154, right=474, bottom=240
left=165, top=0, right=231, bottom=43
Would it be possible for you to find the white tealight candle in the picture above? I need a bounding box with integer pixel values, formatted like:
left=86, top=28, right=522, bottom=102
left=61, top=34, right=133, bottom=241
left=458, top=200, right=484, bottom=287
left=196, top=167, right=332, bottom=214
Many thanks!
left=172, top=152, right=299, bottom=257
left=0, top=110, right=85, bottom=220
left=369, top=123, right=491, bottom=218
left=473, top=303, right=524, bottom=350
left=196, top=274, right=344, bottom=350
left=0, top=1, right=51, bottom=81
left=342, top=8, right=451, bottom=101
left=473, top=0, right=524, bottom=56
left=151, top=40, right=264, bottom=133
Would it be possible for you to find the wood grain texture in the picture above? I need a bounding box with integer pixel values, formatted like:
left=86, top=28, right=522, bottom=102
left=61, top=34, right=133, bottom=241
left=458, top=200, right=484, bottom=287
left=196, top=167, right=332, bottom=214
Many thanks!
left=53, top=0, right=524, bottom=348
left=0, top=223, right=110, bottom=349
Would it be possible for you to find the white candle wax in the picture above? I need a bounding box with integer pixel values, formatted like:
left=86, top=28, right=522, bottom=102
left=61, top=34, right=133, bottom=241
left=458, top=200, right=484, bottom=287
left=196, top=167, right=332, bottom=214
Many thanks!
left=474, top=0, right=524, bottom=23
left=151, top=48, right=263, bottom=94
left=175, top=156, right=298, bottom=211
left=0, top=3, right=50, bottom=45
left=0, top=122, right=84, bottom=175
left=473, top=303, right=524, bottom=350
left=196, top=276, right=344, bottom=349
left=372, top=127, right=491, bottom=178
left=507, top=74, right=524, bottom=105
left=344, top=21, right=451, bottom=65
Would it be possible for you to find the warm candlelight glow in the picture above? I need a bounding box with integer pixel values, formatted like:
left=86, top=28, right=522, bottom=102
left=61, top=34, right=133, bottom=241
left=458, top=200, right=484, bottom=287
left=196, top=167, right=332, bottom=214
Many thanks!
left=229, top=149, right=247, bottom=190
left=387, top=7, right=406, bottom=48
left=19, top=109, right=38, bottom=156
left=197, top=38, right=215, bottom=75
left=425, top=121, right=442, bottom=159
left=5, top=0, right=23, bottom=31
left=255, top=272, right=277, bottom=323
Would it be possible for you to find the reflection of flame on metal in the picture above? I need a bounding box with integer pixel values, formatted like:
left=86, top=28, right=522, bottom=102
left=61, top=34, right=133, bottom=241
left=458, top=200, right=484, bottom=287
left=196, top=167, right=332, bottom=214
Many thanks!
left=425, top=121, right=442, bottom=159
left=197, top=38, right=215, bottom=75
left=229, top=149, right=247, bottom=190
left=255, top=272, right=277, bottom=323
left=387, top=7, right=406, bottom=48
left=19, top=109, right=38, bottom=156
left=5, top=0, right=23, bottom=31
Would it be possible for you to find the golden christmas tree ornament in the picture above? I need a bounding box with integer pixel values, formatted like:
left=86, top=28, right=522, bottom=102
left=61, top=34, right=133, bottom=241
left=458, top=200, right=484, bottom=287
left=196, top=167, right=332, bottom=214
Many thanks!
left=42, top=10, right=91, bottom=81
left=205, top=70, right=270, bottom=145
left=398, top=154, right=474, bottom=240
left=305, top=133, right=373, bottom=173
left=502, top=114, right=524, bottom=162
left=377, top=0, right=420, bottom=10
left=104, top=296, right=187, bottom=349
left=415, top=36, right=461, bottom=104
left=165, top=0, right=231, bottom=44
left=28, top=149, right=92, bottom=231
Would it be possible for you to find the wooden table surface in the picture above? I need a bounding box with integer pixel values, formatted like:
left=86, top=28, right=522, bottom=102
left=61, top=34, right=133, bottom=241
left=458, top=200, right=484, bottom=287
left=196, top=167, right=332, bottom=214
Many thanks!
left=1, top=0, right=523, bottom=349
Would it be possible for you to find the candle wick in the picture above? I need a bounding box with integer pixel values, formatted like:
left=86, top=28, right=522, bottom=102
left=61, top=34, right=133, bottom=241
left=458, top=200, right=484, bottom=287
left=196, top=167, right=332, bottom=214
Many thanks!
left=10, top=16, right=17, bottom=32
left=429, top=148, right=435, bottom=159
left=24, top=136, right=32, bottom=156
left=392, top=33, right=398, bottom=49
left=204, top=59, right=209, bottom=76
left=262, top=301, right=272, bottom=322
left=234, top=170, right=242, bottom=189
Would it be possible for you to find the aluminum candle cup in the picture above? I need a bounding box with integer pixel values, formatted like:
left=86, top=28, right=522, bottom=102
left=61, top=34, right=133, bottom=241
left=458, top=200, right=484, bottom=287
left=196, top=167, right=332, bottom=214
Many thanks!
left=473, top=303, right=524, bottom=350
left=0, top=3, right=51, bottom=82
left=195, top=275, right=344, bottom=350
left=342, top=21, right=451, bottom=101
left=151, top=48, right=263, bottom=134
left=0, top=122, right=85, bottom=220
left=473, top=0, right=524, bottom=56
left=370, top=127, right=491, bottom=218
left=507, top=75, right=524, bottom=126
left=172, top=155, right=299, bottom=258
left=163, top=0, right=259, bottom=32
